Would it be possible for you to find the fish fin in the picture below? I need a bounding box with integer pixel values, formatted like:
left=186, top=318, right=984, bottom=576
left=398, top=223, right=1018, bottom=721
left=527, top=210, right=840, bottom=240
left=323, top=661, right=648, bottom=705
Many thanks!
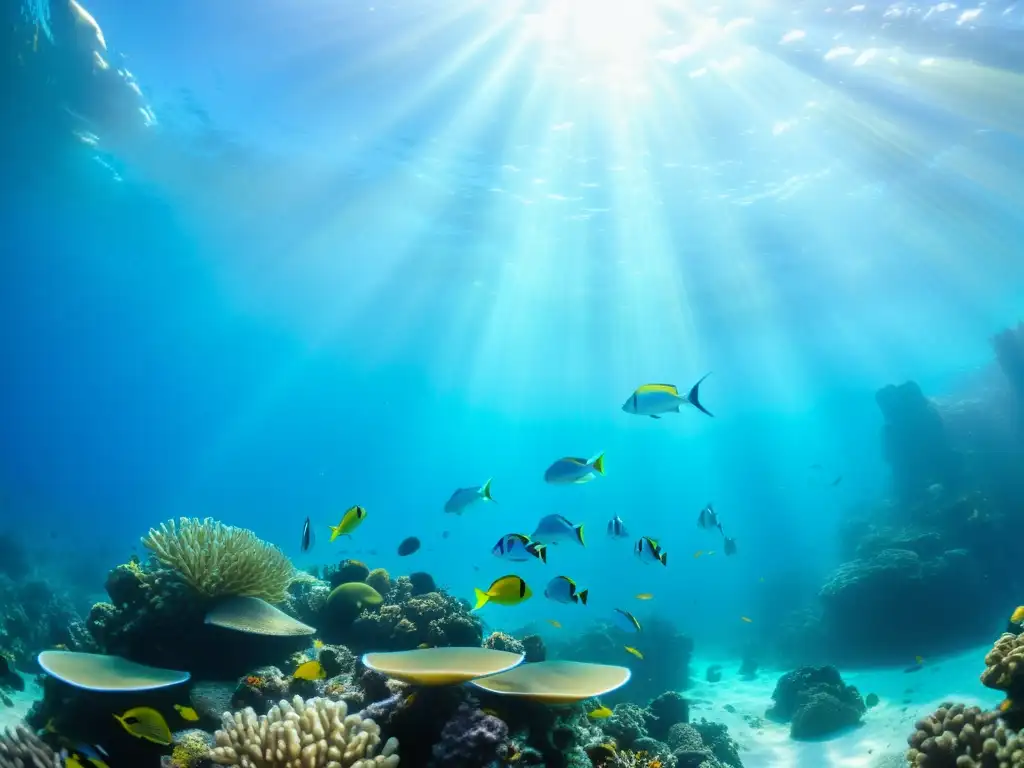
left=649, top=414, right=661, bottom=419
left=575, top=524, right=586, bottom=546
left=579, top=589, right=589, bottom=606
left=473, top=588, right=490, bottom=611
left=686, top=372, right=714, bottom=417
left=590, top=453, right=605, bottom=475
left=481, top=478, right=495, bottom=502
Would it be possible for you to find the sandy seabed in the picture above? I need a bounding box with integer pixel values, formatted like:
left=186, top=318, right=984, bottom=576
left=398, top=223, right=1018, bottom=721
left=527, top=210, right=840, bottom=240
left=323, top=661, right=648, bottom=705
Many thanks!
left=688, top=644, right=1001, bottom=768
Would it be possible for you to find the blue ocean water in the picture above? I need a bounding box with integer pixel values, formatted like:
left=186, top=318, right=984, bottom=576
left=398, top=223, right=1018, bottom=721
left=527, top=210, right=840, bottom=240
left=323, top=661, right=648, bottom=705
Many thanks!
left=2, top=1, right=1024, bottom=759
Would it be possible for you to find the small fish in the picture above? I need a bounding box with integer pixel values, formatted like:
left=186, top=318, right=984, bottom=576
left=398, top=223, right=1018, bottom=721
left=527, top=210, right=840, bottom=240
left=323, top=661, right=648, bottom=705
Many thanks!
left=723, top=536, right=738, bottom=556
left=173, top=704, right=199, bottom=722
left=113, top=707, right=173, bottom=746
left=607, top=514, right=630, bottom=539
left=635, top=593, right=654, bottom=600
left=547, top=619, right=562, bottom=628
left=473, top=575, right=532, bottom=610
left=294, top=660, right=327, bottom=681
left=740, top=616, right=753, bottom=623
left=397, top=536, right=421, bottom=556
left=301, top=516, right=314, bottom=552
left=588, top=706, right=613, bottom=719
left=697, top=503, right=720, bottom=530
left=1011, top=606, right=1024, bottom=624
left=313, top=639, right=325, bottom=650
left=532, top=514, right=586, bottom=546
left=444, top=479, right=495, bottom=514
left=543, top=453, right=605, bottom=485
left=624, top=646, right=644, bottom=659
left=621, top=374, right=714, bottom=418
left=612, top=608, right=642, bottom=633
left=635, top=537, right=668, bottom=566
left=492, top=533, right=548, bottom=563
left=544, top=576, right=589, bottom=605
left=329, top=506, right=367, bottom=541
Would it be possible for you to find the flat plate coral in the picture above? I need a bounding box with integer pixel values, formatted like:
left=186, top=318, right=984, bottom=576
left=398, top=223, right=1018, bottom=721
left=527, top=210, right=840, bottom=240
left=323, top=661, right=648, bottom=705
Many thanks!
left=204, top=596, right=316, bottom=636
left=37, top=650, right=190, bottom=692
left=361, top=647, right=524, bottom=685
left=470, top=660, right=631, bottom=703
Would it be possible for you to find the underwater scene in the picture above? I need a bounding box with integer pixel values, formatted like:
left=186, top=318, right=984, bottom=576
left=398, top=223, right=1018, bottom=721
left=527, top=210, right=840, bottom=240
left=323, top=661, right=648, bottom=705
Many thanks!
left=3, top=0, right=1024, bottom=766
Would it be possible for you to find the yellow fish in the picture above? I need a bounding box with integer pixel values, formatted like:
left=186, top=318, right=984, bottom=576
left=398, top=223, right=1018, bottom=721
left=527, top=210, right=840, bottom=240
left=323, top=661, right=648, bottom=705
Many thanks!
left=693, top=550, right=704, bottom=559
left=624, top=646, right=644, bottom=659
left=329, top=505, right=367, bottom=541
left=1011, top=606, right=1024, bottom=624
left=588, top=706, right=613, bottom=719
left=293, top=660, right=326, bottom=681
left=740, top=616, right=753, bottom=623
left=113, top=707, right=172, bottom=745
left=173, top=704, right=199, bottom=722
left=473, top=575, right=531, bottom=610
left=547, top=619, right=562, bottom=628
left=635, top=593, right=654, bottom=600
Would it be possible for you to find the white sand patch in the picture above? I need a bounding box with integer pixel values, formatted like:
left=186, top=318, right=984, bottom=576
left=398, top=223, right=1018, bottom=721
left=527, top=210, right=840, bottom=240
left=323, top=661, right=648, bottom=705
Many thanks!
left=686, top=645, right=1002, bottom=768
left=0, top=673, right=43, bottom=733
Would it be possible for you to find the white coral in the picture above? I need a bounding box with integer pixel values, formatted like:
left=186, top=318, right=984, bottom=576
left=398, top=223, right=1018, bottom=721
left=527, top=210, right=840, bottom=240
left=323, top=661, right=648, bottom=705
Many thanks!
left=208, top=695, right=399, bottom=768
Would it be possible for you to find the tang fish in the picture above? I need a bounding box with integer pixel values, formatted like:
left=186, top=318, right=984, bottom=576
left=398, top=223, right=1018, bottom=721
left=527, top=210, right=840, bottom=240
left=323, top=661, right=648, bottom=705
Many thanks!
left=113, top=707, right=173, bottom=746
left=544, top=576, right=589, bottom=605
left=473, top=575, right=531, bottom=610
left=301, top=516, right=314, bottom=552
left=543, top=453, right=605, bottom=485
left=329, top=506, right=366, bottom=541
left=531, top=514, right=585, bottom=546
left=444, top=479, right=495, bottom=514
left=607, top=514, right=629, bottom=539
left=612, top=608, right=642, bottom=633
left=697, top=503, right=720, bottom=531
left=621, top=374, right=714, bottom=418
left=293, top=660, right=327, bottom=680
left=492, top=533, right=547, bottom=563
left=635, top=537, right=668, bottom=566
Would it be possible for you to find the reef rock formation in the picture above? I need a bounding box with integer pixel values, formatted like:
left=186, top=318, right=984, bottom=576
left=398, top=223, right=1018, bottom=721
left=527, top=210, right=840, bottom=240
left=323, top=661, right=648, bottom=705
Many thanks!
left=767, top=666, right=865, bottom=740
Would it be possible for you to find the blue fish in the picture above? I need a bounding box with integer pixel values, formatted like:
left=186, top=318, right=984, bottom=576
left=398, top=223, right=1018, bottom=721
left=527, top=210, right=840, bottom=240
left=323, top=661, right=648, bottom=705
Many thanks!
left=531, top=514, right=585, bottom=547
left=544, top=453, right=605, bottom=485
left=492, top=533, right=547, bottom=563
left=444, top=478, right=495, bottom=514
left=607, top=515, right=629, bottom=539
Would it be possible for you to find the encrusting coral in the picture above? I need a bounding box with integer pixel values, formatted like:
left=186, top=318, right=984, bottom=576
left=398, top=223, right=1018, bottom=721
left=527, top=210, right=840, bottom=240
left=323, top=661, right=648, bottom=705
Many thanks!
left=144, top=517, right=295, bottom=603
left=208, top=695, right=399, bottom=768
left=0, top=724, right=61, bottom=768
left=905, top=701, right=1023, bottom=767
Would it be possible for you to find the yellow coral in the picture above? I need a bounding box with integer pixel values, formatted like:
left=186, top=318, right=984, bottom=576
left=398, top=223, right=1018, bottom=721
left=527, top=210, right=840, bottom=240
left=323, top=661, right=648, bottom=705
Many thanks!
left=143, top=517, right=295, bottom=603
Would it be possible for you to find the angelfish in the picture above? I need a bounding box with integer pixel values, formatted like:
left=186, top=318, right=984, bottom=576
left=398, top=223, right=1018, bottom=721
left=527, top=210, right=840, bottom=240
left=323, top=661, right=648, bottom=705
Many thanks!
left=622, top=373, right=714, bottom=418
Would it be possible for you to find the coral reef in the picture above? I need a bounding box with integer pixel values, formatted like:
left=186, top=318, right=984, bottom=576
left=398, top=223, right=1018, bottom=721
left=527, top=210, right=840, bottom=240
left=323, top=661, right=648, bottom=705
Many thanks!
left=143, top=517, right=295, bottom=603
left=766, top=666, right=865, bottom=740
left=906, top=701, right=1024, bottom=767
left=0, top=724, right=60, bottom=768
left=209, top=695, right=398, bottom=768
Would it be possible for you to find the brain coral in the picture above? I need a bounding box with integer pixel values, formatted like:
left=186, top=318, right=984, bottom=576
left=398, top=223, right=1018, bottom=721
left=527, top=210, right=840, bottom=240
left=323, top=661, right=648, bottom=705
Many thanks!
left=209, top=695, right=398, bottom=768
left=144, top=518, right=295, bottom=603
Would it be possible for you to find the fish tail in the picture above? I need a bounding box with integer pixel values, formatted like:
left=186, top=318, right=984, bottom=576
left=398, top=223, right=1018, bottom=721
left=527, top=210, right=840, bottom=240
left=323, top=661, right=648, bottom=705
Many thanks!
left=590, top=452, right=606, bottom=475
left=578, top=589, right=589, bottom=606
left=686, top=372, right=714, bottom=417
left=473, top=588, right=490, bottom=611
left=575, top=524, right=586, bottom=546
left=481, top=478, right=495, bottom=503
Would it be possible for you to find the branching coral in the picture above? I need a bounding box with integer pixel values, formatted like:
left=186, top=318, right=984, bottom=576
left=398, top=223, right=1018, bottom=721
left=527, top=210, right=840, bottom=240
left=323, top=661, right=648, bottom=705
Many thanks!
left=209, top=695, right=398, bottom=768
left=144, top=518, right=295, bottom=603
left=906, top=701, right=1024, bottom=767
left=0, top=724, right=61, bottom=768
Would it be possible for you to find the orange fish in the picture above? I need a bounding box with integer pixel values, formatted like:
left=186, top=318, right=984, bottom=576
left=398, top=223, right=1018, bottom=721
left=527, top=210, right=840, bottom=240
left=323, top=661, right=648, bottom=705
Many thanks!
left=635, top=593, right=654, bottom=600
left=740, top=616, right=753, bottom=623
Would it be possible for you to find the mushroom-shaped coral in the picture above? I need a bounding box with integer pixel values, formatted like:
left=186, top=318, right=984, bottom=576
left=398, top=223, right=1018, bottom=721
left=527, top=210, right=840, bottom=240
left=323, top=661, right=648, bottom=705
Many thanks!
left=208, top=695, right=399, bottom=767
left=144, top=518, right=295, bottom=603
left=905, top=701, right=1024, bottom=767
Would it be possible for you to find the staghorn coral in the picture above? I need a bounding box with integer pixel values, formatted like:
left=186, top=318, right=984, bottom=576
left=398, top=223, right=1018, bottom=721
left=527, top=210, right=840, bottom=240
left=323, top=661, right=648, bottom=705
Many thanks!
left=0, top=724, right=61, bottom=768
left=905, top=701, right=1024, bottom=767
left=209, top=695, right=399, bottom=768
left=144, top=517, right=295, bottom=603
